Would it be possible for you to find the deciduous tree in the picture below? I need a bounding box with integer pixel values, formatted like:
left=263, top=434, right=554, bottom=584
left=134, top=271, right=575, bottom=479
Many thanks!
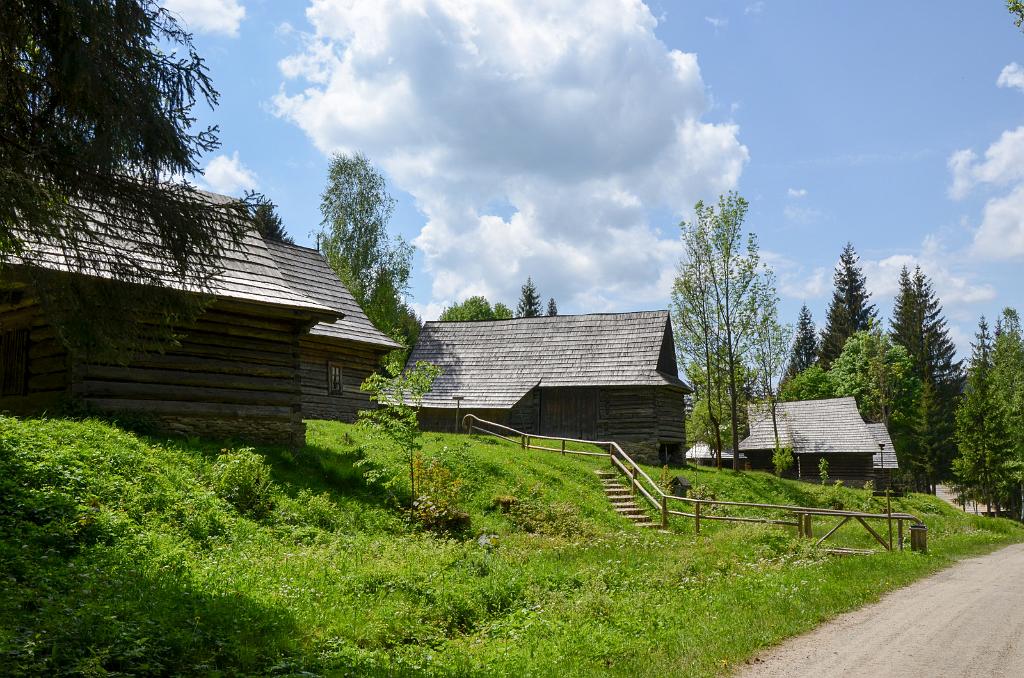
left=439, top=296, right=510, bottom=322
left=359, top=355, right=441, bottom=504
left=828, top=327, right=918, bottom=433
left=672, top=192, right=760, bottom=470
left=750, top=272, right=792, bottom=452
left=318, top=152, right=418, bottom=344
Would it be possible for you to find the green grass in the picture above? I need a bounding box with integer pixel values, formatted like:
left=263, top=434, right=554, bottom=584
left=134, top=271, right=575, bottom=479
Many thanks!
left=1, top=416, right=1021, bottom=676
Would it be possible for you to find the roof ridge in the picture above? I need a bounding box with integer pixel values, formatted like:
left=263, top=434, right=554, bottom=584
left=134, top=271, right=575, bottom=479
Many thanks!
left=423, top=309, right=669, bottom=326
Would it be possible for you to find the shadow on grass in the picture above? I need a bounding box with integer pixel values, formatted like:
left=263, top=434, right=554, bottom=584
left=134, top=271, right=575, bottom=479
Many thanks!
left=2, top=541, right=305, bottom=676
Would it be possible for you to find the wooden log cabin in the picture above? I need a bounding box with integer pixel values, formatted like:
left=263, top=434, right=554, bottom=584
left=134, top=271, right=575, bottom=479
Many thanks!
left=407, top=311, right=691, bottom=464
left=737, top=397, right=899, bottom=487
left=0, top=195, right=385, bottom=448
left=264, top=241, right=401, bottom=422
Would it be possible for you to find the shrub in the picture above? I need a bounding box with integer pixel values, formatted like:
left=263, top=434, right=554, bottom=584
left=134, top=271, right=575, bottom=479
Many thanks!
left=497, top=487, right=589, bottom=537
left=772, top=446, right=794, bottom=476
left=826, top=480, right=845, bottom=510
left=211, top=448, right=275, bottom=519
left=410, top=455, right=470, bottom=533
left=818, top=458, right=830, bottom=485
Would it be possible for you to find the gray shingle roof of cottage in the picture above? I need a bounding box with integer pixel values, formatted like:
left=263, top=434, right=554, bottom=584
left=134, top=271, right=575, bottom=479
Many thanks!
left=12, top=191, right=338, bottom=317
left=866, top=422, right=899, bottom=470
left=739, top=397, right=887, bottom=459
left=408, top=310, right=690, bottom=409
left=264, top=240, right=401, bottom=349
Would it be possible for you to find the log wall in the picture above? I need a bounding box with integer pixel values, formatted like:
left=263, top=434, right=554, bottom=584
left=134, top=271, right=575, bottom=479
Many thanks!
left=792, top=453, right=875, bottom=488
left=421, top=385, right=686, bottom=465
left=297, top=337, right=389, bottom=422
left=0, top=295, right=312, bottom=448
left=0, top=296, right=69, bottom=413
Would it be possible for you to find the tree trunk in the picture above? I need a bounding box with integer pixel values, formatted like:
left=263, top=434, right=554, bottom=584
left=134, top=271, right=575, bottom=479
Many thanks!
left=727, top=332, right=741, bottom=472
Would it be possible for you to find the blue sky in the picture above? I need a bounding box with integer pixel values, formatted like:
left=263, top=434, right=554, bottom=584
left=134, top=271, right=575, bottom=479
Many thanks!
left=170, top=1, right=1024, bottom=354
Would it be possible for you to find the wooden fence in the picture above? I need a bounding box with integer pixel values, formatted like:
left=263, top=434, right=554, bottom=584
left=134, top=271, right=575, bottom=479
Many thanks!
left=462, top=414, right=927, bottom=553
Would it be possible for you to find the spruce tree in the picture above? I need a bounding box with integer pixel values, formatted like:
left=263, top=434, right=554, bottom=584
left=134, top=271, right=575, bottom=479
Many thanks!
left=251, top=196, right=293, bottom=243
left=784, top=304, right=818, bottom=379
left=890, top=265, right=964, bottom=487
left=1, top=0, right=253, bottom=362
left=546, top=297, right=558, bottom=316
left=954, top=317, right=1012, bottom=511
left=516, top=277, right=542, bottom=318
left=818, top=243, right=877, bottom=368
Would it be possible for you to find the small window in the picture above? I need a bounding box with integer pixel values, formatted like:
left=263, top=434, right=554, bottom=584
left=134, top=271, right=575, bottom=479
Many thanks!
left=1, top=328, right=29, bottom=397
left=327, top=361, right=343, bottom=395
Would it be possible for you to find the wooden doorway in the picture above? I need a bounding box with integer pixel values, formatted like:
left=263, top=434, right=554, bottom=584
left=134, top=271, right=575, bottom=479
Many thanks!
left=538, top=387, right=599, bottom=440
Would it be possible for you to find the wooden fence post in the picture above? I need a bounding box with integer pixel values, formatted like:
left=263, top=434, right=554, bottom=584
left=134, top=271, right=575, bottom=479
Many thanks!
left=804, top=514, right=812, bottom=539
left=661, top=494, right=668, bottom=529
left=898, top=519, right=904, bottom=551
left=561, top=439, right=565, bottom=455
left=694, top=500, right=701, bottom=534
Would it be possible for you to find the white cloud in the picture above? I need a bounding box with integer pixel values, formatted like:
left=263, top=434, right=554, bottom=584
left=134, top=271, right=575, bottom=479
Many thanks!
left=861, top=236, right=996, bottom=307
left=998, top=62, right=1024, bottom=91
left=762, top=251, right=828, bottom=300
left=947, top=122, right=1024, bottom=258
left=787, top=187, right=807, bottom=198
left=948, top=126, right=1024, bottom=199
left=202, top=152, right=258, bottom=195
left=163, top=0, right=246, bottom=37
left=705, top=16, right=728, bottom=30
left=275, top=0, right=748, bottom=313
left=973, top=183, right=1024, bottom=259
left=783, top=204, right=822, bottom=225
left=745, top=2, right=766, bottom=15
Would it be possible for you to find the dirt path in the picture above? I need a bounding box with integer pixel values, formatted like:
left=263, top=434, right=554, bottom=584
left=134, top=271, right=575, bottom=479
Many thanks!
left=736, top=543, right=1024, bottom=678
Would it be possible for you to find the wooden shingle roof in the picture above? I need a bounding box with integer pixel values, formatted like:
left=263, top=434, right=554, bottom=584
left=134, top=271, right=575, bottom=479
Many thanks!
left=408, top=310, right=689, bottom=409
left=10, top=191, right=337, bottom=318
left=739, top=397, right=890, bottom=461
left=866, top=423, right=899, bottom=470
left=264, top=240, right=401, bottom=350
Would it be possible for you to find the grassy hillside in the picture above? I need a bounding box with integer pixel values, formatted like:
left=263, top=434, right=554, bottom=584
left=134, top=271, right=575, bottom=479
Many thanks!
left=1, top=416, right=1020, bottom=677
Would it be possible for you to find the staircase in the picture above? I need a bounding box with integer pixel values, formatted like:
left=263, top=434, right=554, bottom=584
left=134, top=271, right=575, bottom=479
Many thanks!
left=595, top=469, right=659, bottom=529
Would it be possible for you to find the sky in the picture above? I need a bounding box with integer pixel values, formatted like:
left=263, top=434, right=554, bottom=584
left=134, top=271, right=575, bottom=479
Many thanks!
left=168, top=0, right=1024, bottom=355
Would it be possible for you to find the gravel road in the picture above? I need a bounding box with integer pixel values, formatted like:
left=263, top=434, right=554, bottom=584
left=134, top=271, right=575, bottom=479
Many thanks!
left=736, top=543, right=1024, bottom=678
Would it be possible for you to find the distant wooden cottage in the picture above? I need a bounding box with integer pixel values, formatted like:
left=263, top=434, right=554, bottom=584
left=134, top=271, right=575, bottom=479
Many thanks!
left=738, top=397, right=898, bottom=487
left=685, top=442, right=746, bottom=467
left=407, top=311, right=691, bottom=463
left=265, top=241, right=401, bottom=421
left=0, top=194, right=392, bottom=446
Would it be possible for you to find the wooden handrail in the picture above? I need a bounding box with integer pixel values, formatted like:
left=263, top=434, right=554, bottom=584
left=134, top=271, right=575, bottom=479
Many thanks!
left=461, top=414, right=925, bottom=551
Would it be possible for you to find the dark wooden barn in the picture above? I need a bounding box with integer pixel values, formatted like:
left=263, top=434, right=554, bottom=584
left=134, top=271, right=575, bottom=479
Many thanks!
left=738, top=397, right=899, bottom=487
left=407, top=311, right=691, bottom=463
left=265, top=241, right=401, bottom=422
left=0, top=200, right=349, bottom=447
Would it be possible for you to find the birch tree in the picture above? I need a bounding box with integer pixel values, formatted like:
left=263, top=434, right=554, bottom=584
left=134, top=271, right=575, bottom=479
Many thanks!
left=673, top=192, right=761, bottom=470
